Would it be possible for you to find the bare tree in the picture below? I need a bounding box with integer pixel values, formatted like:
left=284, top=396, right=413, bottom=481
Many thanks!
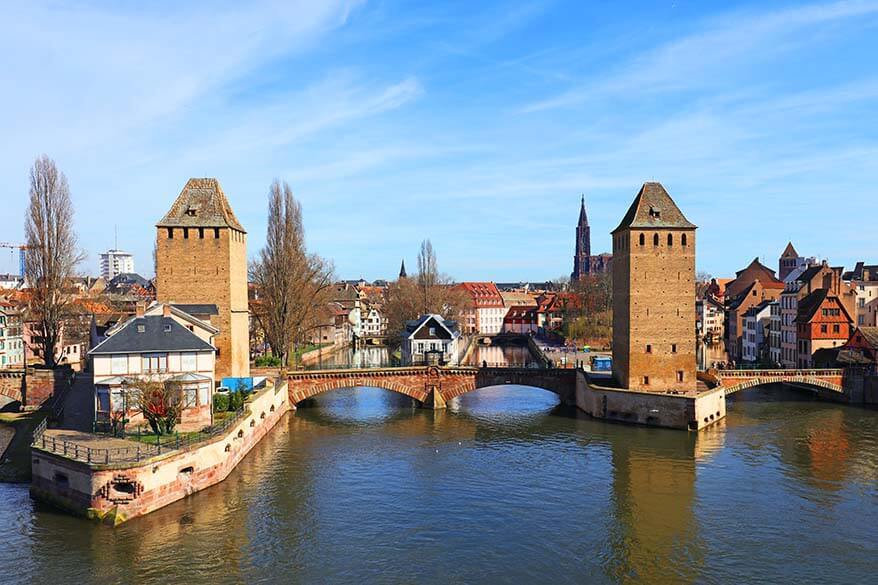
left=249, top=180, right=334, bottom=366
left=24, top=155, right=84, bottom=367
left=383, top=240, right=468, bottom=346
left=416, top=239, right=438, bottom=312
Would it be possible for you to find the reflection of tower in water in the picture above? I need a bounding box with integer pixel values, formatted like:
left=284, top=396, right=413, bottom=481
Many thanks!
left=604, top=435, right=704, bottom=584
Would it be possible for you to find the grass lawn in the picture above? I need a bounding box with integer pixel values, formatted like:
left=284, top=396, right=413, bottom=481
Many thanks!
left=0, top=411, right=46, bottom=483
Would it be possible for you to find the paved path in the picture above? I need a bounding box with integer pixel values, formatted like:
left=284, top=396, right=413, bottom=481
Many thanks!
left=60, top=373, right=95, bottom=432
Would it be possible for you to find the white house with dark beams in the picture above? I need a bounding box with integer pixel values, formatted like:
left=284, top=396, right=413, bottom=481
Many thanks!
left=88, top=303, right=217, bottom=431
left=401, top=314, right=462, bottom=365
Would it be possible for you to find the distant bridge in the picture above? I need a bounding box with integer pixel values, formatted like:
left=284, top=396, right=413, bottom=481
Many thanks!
left=700, top=369, right=845, bottom=396
left=286, top=366, right=577, bottom=409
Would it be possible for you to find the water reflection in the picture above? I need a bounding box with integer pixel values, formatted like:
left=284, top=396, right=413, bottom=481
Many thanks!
left=0, top=382, right=876, bottom=584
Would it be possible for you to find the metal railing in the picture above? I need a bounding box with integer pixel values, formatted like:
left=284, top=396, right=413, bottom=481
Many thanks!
left=715, top=369, right=843, bottom=378
left=33, top=406, right=248, bottom=465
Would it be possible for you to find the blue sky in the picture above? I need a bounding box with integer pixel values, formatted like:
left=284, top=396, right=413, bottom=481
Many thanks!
left=1, top=0, right=876, bottom=282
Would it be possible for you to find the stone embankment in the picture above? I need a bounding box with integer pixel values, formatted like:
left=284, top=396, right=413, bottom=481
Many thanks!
left=30, top=381, right=291, bottom=525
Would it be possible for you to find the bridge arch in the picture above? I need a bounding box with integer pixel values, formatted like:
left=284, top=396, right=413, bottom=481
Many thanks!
left=288, top=374, right=430, bottom=405
left=702, top=369, right=845, bottom=397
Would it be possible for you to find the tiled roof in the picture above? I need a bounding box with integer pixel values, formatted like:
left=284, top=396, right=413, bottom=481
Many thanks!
left=780, top=242, right=798, bottom=258
left=89, top=315, right=215, bottom=355
left=796, top=289, right=830, bottom=323
left=156, top=178, right=245, bottom=232
left=171, top=303, right=219, bottom=316
left=458, top=282, right=503, bottom=307
left=612, top=182, right=696, bottom=233
left=858, top=327, right=878, bottom=348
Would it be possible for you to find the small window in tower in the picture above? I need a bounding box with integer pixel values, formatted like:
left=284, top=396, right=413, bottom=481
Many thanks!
left=214, top=228, right=220, bottom=239
left=643, top=376, right=650, bottom=385
left=649, top=206, right=661, bottom=219
left=672, top=343, right=677, bottom=353
left=653, top=234, right=659, bottom=246
left=682, top=234, right=688, bottom=246
left=167, top=227, right=174, bottom=239
left=646, top=344, right=652, bottom=353
left=199, top=228, right=204, bottom=239
left=639, top=233, right=645, bottom=246
left=183, top=228, right=189, bottom=239
left=186, top=204, right=199, bottom=217
left=677, top=371, right=684, bottom=383
left=667, top=233, right=673, bottom=246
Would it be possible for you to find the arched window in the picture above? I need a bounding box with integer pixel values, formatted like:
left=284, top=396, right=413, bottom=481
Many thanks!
left=682, top=233, right=688, bottom=246
left=667, top=233, right=673, bottom=246
left=653, top=233, right=659, bottom=246
left=639, top=233, right=645, bottom=246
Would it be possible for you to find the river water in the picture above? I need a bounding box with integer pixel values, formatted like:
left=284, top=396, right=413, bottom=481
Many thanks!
left=1, top=372, right=876, bottom=583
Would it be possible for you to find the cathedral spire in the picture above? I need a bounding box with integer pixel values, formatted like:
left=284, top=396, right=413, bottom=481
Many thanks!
left=579, top=194, right=588, bottom=225
left=399, top=259, right=407, bottom=279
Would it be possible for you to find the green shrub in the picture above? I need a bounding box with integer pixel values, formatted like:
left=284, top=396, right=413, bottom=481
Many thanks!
left=228, top=391, right=244, bottom=411
left=213, top=393, right=229, bottom=413
left=255, top=354, right=282, bottom=367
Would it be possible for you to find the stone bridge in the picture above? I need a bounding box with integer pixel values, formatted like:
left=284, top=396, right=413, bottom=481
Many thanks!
left=0, top=370, right=25, bottom=409
left=286, top=366, right=577, bottom=409
left=700, top=369, right=845, bottom=396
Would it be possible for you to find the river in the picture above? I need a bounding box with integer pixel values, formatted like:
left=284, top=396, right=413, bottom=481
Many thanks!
left=1, top=368, right=876, bottom=583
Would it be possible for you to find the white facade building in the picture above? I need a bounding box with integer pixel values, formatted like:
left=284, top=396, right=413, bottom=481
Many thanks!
left=100, top=249, right=135, bottom=281
left=742, top=301, right=773, bottom=364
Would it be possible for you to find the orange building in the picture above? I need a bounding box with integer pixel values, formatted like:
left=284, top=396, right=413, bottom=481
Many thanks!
left=796, top=288, right=854, bottom=368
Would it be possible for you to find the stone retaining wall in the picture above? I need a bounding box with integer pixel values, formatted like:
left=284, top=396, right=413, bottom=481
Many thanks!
left=30, top=382, right=291, bottom=525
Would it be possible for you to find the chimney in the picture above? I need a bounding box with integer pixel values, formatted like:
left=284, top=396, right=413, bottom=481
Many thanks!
left=163, top=304, right=172, bottom=317
left=135, top=301, right=146, bottom=317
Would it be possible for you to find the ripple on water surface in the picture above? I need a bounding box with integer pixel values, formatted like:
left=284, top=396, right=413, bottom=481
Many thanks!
left=0, top=384, right=876, bottom=584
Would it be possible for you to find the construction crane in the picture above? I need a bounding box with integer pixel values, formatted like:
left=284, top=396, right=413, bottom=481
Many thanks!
left=0, top=242, right=28, bottom=277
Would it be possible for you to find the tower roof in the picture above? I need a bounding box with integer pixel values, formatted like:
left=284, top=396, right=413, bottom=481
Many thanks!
left=578, top=194, right=588, bottom=226
left=399, top=259, right=407, bottom=279
left=781, top=241, right=798, bottom=258
left=156, top=178, right=245, bottom=232
left=611, top=182, right=696, bottom=233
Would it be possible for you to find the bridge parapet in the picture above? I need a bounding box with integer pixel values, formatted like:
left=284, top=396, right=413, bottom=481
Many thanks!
left=706, top=368, right=845, bottom=395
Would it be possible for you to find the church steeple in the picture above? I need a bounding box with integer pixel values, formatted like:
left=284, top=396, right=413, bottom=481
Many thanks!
left=399, top=259, right=407, bottom=279
left=571, top=194, right=592, bottom=282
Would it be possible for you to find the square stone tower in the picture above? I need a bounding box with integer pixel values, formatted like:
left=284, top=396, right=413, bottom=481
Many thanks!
left=155, top=178, right=250, bottom=379
left=611, top=182, right=696, bottom=392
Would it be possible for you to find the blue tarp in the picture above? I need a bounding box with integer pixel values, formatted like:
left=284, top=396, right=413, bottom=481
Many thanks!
left=221, top=377, right=255, bottom=392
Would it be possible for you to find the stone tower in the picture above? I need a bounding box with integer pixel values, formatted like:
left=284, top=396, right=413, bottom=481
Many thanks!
left=155, top=178, right=250, bottom=379
left=778, top=241, right=799, bottom=281
left=611, top=182, right=696, bottom=392
left=571, top=195, right=592, bottom=282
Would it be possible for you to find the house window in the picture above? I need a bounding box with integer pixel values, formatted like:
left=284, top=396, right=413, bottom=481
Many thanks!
left=820, top=324, right=827, bottom=333
left=181, top=352, right=197, bottom=371
left=833, top=324, right=840, bottom=334
left=143, top=353, right=168, bottom=373
left=429, top=327, right=435, bottom=336
left=183, top=386, right=198, bottom=408
left=111, top=355, right=128, bottom=375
